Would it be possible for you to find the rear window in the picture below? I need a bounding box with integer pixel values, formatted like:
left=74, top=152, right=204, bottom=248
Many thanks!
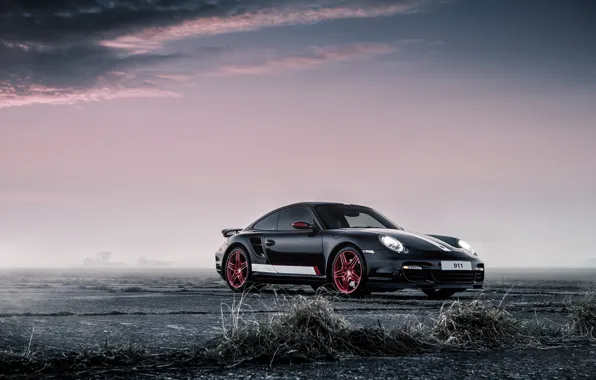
left=253, top=212, right=279, bottom=231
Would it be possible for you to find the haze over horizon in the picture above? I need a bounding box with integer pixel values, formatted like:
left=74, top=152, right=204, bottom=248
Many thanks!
left=1, top=0, right=595, bottom=269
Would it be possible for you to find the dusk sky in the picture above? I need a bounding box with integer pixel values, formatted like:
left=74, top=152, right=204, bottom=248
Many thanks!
left=1, top=0, right=595, bottom=267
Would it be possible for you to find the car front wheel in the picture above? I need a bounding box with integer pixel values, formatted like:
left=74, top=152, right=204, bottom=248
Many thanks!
left=331, top=247, right=368, bottom=296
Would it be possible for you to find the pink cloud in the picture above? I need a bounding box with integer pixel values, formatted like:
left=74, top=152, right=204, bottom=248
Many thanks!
left=207, top=43, right=398, bottom=76
left=0, top=83, right=180, bottom=109
left=99, top=2, right=420, bottom=52
left=0, top=42, right=396, bottom=108
left=0, top=1, right=423, bottom=109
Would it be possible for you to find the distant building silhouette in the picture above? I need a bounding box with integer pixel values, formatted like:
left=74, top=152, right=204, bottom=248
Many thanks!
left=137, top=256, right=171, bottom=267
left=97, top=251, right=111, bottom=263
left=82, top=251, right=127, bottom=267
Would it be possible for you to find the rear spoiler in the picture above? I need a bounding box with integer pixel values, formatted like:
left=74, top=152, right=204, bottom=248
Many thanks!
left=222, top=228, right=243, bottom=238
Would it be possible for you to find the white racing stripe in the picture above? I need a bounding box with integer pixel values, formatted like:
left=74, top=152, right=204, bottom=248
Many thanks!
left=400, top=231, right=451, bottom=251
left=251, top=264, right=277, bottom=273
left=251, top=263, right=317, bottom=275
left=274, top=265, right=317, bottom=275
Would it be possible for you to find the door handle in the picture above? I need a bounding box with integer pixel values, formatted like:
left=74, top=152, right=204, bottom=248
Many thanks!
left=265, top=239, right=275, bottom=246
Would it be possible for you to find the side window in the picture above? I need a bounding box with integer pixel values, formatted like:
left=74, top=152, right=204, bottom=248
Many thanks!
left=253, top=212, right=279, bottom=231
left=277, top=207, right=314, bottom=231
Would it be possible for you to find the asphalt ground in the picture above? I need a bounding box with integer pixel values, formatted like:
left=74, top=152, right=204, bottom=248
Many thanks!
left=1, top=267, right=595, bottom=379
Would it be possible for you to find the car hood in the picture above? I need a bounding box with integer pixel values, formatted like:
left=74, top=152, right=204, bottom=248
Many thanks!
left=338, top=228, right=468, bottom=254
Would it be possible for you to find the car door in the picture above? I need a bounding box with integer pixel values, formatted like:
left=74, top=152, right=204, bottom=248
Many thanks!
left=264, top=206, right=324, bottom=276
left=249, top=211, right=280, bottom=270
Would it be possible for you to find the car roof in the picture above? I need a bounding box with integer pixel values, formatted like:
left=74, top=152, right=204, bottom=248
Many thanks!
left=246, top=201, right=373, bottom=229
left=254, top=201, right=367, bottom=221
left=283, top=201, right=368, bottom=208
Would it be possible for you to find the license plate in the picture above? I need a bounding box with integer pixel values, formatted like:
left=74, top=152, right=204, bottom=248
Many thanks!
left=441, top=261, right=472, bottom=271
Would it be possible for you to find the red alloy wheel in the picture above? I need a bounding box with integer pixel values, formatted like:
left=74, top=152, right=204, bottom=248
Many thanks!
left=332, top=250, right=362, bottom=294
left=226, top=250, right=249, bottom=289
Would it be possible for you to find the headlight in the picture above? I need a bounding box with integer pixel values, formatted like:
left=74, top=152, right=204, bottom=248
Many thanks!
left=379, top=235, right=405, bottom=253
left=457, top=239, right=477, bottom=256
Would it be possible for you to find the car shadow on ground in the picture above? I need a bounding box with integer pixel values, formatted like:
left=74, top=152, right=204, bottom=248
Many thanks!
left=252, top=287, right=477, bottom=301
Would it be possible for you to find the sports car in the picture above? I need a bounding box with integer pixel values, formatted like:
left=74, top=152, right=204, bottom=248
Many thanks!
left=215, top=202, right=484, bottom=298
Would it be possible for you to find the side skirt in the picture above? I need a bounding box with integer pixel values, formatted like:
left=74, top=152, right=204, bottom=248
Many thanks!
left=252, top=263, right=322, bottom=276
left=253, top=273, right=327, bottom=285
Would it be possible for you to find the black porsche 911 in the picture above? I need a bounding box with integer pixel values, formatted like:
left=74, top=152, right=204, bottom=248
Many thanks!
left=215, top=202, right=484, bottom=298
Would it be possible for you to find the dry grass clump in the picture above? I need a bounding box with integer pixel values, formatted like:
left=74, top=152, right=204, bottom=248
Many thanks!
left=207, top=295, right=351, bottom=363
left=343, top=322, right=432, bottom=356
left=0, top=349, right=36, bottom=374
left=207, top=295, right=429, bottom=364
left=433, top=300, right=523, bottom=349
left=520, top=313, right=565, bottom=342
left=0, top=343, right=152, bottom=375
left=567, top=293, right=596, bottom=337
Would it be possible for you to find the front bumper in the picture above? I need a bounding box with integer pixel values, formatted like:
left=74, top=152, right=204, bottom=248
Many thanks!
left=364, top=248, right=485, bottom=291
left=398, top=263, right=484, bottom=286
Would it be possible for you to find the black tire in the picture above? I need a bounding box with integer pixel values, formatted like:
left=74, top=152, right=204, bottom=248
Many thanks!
left=329, top=246, right=368, bottom=296
left=223, top=247, right=256, bottom=293
left=422, top=288, right=460, bottom=299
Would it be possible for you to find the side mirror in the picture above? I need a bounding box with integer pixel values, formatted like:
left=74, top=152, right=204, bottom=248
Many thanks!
left=292, top=221, right=314, bottom=230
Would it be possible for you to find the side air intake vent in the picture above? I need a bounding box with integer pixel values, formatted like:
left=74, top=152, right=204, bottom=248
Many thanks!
left=250, top=237, right=265, bottom=257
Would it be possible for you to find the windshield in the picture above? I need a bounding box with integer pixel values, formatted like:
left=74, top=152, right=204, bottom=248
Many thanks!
left=314, top=204, right=401, bottom=230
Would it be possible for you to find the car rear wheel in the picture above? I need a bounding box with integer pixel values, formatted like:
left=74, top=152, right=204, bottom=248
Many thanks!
left=422, top=288, right=461, bottom=299
left=224, top=247, right=255, bottom=292
left=331, top=247, right=367, bottom=296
